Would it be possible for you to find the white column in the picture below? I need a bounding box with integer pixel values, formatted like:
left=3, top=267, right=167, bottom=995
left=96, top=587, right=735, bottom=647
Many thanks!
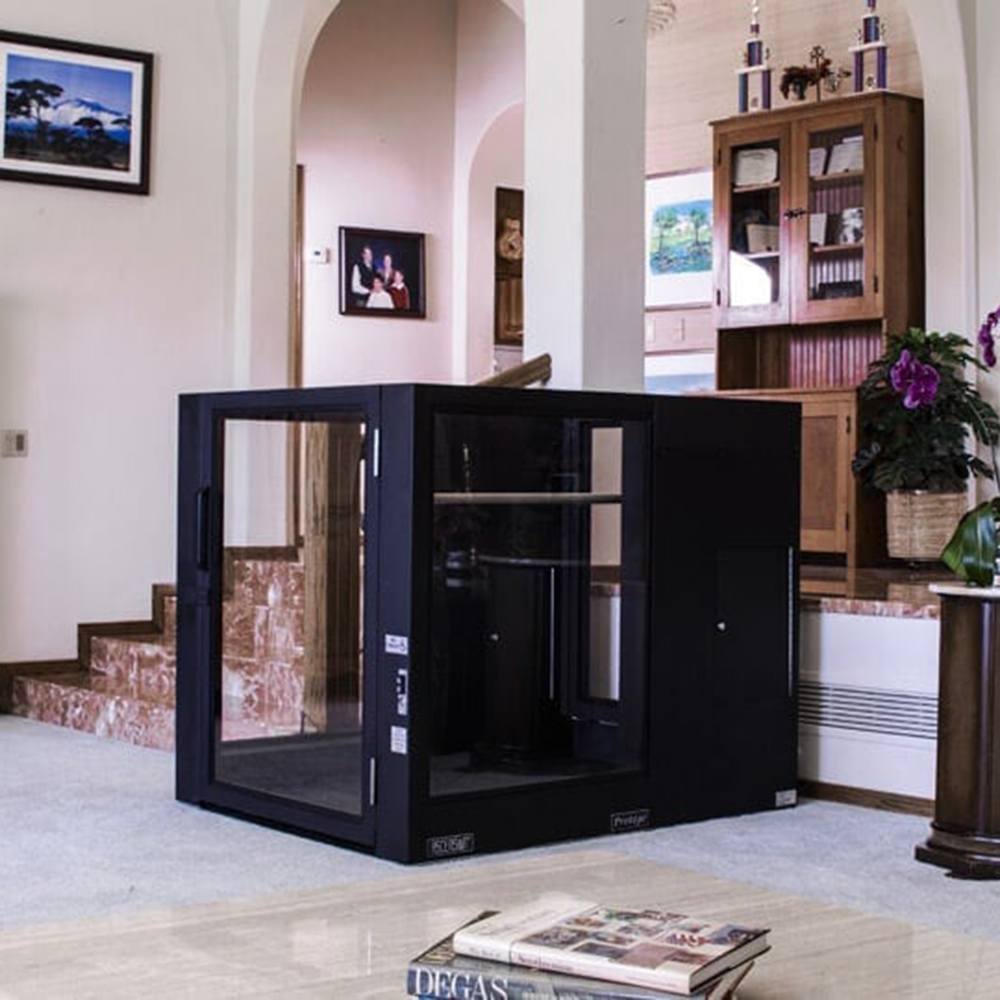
left=523, top=0, right=646, bottom=391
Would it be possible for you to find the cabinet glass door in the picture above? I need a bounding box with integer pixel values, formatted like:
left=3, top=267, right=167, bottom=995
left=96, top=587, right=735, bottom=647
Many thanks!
left=715, top=126, right=790, bottom=328
left=794, top=111, right=877, bottom=322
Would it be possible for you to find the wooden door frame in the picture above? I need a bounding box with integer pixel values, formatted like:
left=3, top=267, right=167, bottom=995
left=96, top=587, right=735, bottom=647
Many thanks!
left=287, top=164, right=306, bottom=546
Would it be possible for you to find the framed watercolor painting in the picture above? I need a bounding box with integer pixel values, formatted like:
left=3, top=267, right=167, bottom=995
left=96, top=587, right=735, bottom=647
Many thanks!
left=0, top=30, right=153, bottom=195
left=645, top=169, right=713, bottom=309
left=339, top=227, right=426, bottom=318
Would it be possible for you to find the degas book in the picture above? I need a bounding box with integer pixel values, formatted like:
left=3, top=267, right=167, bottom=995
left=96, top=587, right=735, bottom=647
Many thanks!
left=450, top=895, right=769, bottom=996
left=408, top=912, right=762, bottom=1000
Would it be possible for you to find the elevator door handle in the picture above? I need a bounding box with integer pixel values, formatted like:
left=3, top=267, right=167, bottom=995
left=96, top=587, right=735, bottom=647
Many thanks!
left=195, top=487, right=211, bottom=571
left=549, top=567, right=557, bottom=701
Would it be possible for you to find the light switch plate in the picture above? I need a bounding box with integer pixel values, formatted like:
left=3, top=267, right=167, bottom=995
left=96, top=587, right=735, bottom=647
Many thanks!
left=1, top=429, right=27, bottom=457
left=307, top=247, right=329, bottom=264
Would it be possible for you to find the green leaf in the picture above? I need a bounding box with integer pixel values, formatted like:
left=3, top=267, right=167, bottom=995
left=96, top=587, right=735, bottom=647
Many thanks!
left=941, top=501, right=997, bottom=586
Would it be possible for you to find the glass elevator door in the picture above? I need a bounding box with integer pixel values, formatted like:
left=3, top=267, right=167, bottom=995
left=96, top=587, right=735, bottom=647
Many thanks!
left=206, top=409, right=376, bottom=838
left=428, top=410, right=649, bottom=799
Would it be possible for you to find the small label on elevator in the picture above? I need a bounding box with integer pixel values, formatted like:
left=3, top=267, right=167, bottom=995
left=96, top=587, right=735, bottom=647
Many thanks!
left=396, top=669, right=409, bottom=716
left=390, top=725, right=408, bottom=755
left=610, top=808, right=651, bottom=833
left=426, top=832, right=475, bottom=859
left=385, top=634, right=409, bottom=656
left=775, top=788, right=797, bottom=807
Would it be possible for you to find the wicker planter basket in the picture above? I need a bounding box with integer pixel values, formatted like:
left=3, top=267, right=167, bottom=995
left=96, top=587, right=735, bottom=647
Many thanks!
left=886, top=490, right=969, bottom=560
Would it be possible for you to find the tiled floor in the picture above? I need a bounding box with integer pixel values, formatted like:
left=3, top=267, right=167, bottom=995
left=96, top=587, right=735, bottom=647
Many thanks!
left=2, top=850, right=999, bottom=998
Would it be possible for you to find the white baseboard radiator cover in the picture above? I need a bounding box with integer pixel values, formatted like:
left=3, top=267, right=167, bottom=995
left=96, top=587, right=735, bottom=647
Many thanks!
left=798, top=680, right=937, bottom=800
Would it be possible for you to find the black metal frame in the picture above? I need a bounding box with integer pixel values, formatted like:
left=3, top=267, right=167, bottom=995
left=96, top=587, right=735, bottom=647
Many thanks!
left=176, top=384, right=801, bottom=862
left=176, top=387, right=380, bottom=847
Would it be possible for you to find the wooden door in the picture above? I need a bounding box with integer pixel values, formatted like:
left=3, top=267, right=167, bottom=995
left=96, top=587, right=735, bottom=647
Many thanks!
left=713, top=121, right=791, bottom=329
left=799, top=395, right=852, bottom=553
left=790, top=105, right=880, bottom=324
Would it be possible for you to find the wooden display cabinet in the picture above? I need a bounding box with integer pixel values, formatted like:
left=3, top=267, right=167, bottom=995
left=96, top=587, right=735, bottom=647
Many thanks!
left=712, top=92, right=924, bottom=566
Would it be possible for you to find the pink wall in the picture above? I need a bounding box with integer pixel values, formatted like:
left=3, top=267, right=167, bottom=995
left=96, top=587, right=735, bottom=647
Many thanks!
left=297, top=0, right=458, bottom=386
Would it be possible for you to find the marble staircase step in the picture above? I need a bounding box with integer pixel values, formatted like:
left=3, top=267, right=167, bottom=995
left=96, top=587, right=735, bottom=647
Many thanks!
left=4, top=554, right=307, bottom=750
left=87, top=635, right=176, bottom=701
left=10, top=671, right=174, bottom=751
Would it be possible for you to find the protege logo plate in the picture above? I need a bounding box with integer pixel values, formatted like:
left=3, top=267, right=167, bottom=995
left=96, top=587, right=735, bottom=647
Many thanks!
left=426, top=832, right=475, bottom=859
left=610, top=808, right=651, bottom=833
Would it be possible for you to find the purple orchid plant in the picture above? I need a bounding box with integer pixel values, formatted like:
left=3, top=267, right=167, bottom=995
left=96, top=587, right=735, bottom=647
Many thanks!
left=930, top=310, right=1000, bottom=586
left=979, top=307, right=1000, bottom=368
left=854, top=324, right=999, bottom=494
left=890, top=349, right=940, bottom=410
left=854, top=320, right=1000, bottom=581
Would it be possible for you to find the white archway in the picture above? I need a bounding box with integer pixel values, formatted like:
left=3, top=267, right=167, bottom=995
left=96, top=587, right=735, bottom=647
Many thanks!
left=227, top=0, right=525, bottom=391
left=221, top=0, right=341, bottom=392
left=464, top=102, right=526, bottom=383
left=902, top=0, right=976, bottom=336
left=223, top=0, right=980, bottom=388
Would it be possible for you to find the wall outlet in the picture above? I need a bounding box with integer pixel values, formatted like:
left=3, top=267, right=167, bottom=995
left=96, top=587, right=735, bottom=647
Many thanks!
left=1, top=429, right=28, bottom=457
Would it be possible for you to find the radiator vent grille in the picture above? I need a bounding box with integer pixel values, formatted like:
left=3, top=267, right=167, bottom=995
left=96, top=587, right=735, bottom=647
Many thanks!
left=799, top=680, right=937, bottom=740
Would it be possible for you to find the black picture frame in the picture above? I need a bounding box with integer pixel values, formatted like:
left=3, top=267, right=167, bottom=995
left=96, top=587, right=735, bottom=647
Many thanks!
left=339, top=226, right=426, bottom=319
left=0, top=30, right=153, bottom=195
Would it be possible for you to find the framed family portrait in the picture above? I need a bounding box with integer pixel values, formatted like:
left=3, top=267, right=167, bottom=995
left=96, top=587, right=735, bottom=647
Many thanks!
left=339, top=226, right=426, bottom=318
left=645, top=169, right=713, bottom=309
left=0, top=30, right=153, bottom=195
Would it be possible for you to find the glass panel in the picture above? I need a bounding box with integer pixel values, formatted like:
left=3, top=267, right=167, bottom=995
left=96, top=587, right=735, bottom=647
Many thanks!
left=429, top=411, right=647, bottom=798
left=215, top=416, right=366, bottom=815
left=806, top=123, right=865, bottom=302
left=729, top=139, right=781, bottom=307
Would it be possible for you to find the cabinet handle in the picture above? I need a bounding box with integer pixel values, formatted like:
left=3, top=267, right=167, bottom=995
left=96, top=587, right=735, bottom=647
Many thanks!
left=783, top=208, right=807, bottom=220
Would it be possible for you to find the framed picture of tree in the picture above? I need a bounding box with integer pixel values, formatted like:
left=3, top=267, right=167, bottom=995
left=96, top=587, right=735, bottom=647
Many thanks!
left=0, top=30, right=153, bottom=195
left=644, top=169, right=713, bottom=309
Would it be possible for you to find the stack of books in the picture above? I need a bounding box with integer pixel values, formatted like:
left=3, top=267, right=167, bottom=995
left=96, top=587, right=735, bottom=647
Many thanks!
left=406, top=893, right=770, bottom=999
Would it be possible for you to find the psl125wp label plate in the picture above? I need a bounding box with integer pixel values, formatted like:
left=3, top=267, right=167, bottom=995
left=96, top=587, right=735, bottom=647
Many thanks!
left=426, top=833, right=476, bottom=859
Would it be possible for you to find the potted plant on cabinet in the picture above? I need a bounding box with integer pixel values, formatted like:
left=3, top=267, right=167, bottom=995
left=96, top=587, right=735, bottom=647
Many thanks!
left=852, top=325, right=1000, bottom=562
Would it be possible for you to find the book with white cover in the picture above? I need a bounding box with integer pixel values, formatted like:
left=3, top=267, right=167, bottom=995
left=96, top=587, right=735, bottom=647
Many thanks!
left=452, top=894, right=769, bottom=996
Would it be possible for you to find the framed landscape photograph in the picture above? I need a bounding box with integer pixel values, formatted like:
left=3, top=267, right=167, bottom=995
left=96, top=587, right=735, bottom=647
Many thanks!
left=0, top=30, right=153, bottom=194
left=645, top=169, right=713, bottom=309
left=339, top=226, right=426, bottom=318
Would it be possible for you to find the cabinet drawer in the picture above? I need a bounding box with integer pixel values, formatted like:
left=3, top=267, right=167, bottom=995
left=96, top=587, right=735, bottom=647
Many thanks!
left=645, top=306, right=715, bottom=353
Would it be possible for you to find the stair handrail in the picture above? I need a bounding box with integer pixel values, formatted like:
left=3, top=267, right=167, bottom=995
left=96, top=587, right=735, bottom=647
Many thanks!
left=475, top=353, right=552, bottom=388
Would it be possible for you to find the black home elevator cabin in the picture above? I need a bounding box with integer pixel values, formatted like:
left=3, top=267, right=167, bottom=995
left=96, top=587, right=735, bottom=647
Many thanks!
left=176, top=384, right=800, bottom=862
